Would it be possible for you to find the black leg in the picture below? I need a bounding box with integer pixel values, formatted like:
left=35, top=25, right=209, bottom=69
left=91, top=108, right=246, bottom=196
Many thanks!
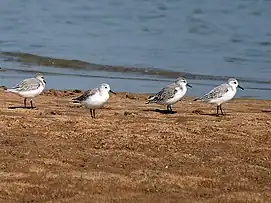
left=30, top=99, right=34, bottom=109
left=93, top=109, right=96, bottom=118
left=219, top=105, right=224, bottom=115
left=24, top=98, right=27, bottom=108
left=167, top=105, right=172, bottom=112
left=216, top=106, right=219, bottom=116
left=90, top=109, right=93, bottom=118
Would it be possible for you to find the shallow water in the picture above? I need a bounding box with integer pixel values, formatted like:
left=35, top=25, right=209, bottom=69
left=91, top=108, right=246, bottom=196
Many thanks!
left=0, top=0, right=271, bottom=99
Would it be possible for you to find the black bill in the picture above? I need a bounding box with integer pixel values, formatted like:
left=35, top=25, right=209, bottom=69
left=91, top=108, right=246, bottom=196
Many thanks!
left=238, top=85, right=244, bottom=90
left=110, top=90, right=116, bottom=94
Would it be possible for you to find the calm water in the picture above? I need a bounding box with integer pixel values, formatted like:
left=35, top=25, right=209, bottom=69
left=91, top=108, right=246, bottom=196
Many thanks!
left=0, top=0, right=271, bottom=99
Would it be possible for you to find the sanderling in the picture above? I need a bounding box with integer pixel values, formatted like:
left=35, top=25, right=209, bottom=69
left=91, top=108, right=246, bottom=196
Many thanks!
left=146, top=77, right=192, bottom=112
left=73, top=83, right=116, bottom=118
left=194, top=78, right=244, bottom=115
left=5, top=73, right=46, bottom=109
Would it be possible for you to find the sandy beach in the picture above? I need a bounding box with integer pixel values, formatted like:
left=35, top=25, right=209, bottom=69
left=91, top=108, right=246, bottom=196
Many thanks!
left=0, top=87, right=270, bottom=202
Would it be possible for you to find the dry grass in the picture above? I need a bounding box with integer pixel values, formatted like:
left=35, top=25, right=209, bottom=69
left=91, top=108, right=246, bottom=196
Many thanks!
left=0, top=88, right=270, bottom=202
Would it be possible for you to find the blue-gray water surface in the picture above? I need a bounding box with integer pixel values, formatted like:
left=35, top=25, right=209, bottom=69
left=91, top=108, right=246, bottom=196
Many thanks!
left=0, top=0, right=271, bottom=99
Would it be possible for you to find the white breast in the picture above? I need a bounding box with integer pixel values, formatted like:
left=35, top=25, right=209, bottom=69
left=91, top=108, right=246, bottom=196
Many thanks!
left=82, top=92, right=110, bottom=109
left=209, top=88, right=236, bottom=106
left=165, top=86, right=187, bottom=105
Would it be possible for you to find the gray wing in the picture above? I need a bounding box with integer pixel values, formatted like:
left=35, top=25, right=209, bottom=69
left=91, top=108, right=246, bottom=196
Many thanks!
left=148, top=84, right=179, bottom=103
left=12, top=78, right=41, bottom=91
left=73, top=88, right=98, bottom=102
left=200, top=84, right=229, bottom=101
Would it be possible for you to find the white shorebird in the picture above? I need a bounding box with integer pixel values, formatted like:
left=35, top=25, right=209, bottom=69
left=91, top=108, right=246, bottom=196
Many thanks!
left=73, top=83, right=116, bottom=118
left=5, top=73, right=46, bottom=109
left=146, top=77, right=192, bottom=112
left=194, top=78, right=244, bottom=115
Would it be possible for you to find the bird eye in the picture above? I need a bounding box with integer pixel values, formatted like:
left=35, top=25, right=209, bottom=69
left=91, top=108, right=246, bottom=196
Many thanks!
left=234, top=82, right=237, bottom=84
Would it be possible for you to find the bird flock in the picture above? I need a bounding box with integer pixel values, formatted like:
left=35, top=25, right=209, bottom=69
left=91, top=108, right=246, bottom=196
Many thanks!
left=4, top=73, right=244, bottom=117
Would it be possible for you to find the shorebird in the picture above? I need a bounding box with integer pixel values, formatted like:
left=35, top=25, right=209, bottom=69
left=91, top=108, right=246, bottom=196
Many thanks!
left=5, top=73, right=46, bottom=108
left=146, top=77, right=192, bottom=112
left=194, top=78, right=244, bottom=115
left=73, top=83, right=116, bottom=118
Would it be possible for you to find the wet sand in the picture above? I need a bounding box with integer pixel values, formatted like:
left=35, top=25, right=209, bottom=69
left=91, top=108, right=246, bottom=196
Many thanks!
left=0, top=88, right=271, bottom=202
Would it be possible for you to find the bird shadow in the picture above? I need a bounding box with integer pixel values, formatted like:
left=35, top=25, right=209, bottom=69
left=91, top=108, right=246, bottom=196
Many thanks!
left=143, top=109, right=177, bottom=114
left=8, top=106, right=36, bottom=110
left=192, top=109, right=224, bottom=117
left=198, top=113, right=222, bottom=117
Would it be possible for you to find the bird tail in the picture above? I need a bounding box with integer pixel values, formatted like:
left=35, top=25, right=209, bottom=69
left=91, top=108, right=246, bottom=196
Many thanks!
left=146, top=95, right=156, bottom=104
left=193, top=98, right=200, bottom=101
left=5, top=88, right=18, bottom=94
left=72, top=97, right=80, bottom=103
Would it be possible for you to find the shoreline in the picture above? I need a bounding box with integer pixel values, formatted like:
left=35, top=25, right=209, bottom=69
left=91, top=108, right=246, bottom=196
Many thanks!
left=0, top=51, right=255, bottom=82
left=1, top=54, right=271, bottom=100
left=0, top=89, right=271, bottom=202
